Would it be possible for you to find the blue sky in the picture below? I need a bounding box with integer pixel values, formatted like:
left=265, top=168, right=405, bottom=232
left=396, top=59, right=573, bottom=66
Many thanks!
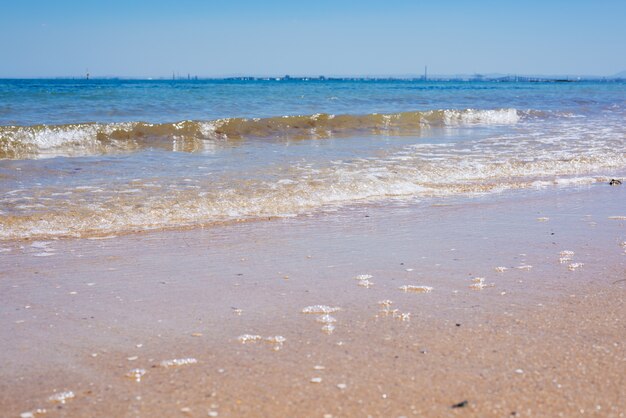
left=1, top=0, right=625, bottom=77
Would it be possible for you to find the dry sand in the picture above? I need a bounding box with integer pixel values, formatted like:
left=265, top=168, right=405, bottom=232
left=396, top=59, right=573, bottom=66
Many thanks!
left=1, top=185, right=625, bottom=417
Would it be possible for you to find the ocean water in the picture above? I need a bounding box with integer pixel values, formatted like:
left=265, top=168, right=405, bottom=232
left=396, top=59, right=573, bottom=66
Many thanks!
left=1, top=79, right=625, bottom=240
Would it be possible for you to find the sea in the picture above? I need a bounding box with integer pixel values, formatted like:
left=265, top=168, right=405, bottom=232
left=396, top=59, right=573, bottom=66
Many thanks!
left=1, top=78, right=625, bottom=240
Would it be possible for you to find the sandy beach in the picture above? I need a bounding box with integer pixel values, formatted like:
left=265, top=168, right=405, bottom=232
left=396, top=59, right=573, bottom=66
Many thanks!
left=1, top=183, right=624, bottom=417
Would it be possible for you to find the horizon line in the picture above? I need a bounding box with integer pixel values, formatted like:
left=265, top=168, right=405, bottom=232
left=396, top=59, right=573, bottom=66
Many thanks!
left=1, top=72, right=625, bottom=81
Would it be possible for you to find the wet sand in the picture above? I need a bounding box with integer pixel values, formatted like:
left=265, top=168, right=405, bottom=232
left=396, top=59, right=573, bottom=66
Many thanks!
left=1, top=184, right=625, bottom=417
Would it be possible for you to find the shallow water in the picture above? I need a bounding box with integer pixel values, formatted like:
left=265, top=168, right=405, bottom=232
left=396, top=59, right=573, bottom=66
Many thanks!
left=1, top=80, right=625, bottom=240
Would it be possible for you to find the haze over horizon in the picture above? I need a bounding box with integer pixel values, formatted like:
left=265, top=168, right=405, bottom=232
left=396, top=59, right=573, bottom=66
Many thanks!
left=1, top=0, right=625, bottom=78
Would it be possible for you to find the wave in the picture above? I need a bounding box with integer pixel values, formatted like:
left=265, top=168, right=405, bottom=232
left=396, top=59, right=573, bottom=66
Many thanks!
left=0, top=108, right=524, bottom=159
left=2, top=129, right=624, bottom=240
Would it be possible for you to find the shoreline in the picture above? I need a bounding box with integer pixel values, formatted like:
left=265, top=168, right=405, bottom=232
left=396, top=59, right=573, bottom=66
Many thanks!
left=1, top=184, right=625, bottom=417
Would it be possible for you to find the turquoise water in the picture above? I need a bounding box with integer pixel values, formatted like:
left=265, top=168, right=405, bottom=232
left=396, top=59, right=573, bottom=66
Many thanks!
left=1, top=79, right=624, bottom=126
left=0, top=79, right=625, bottom=240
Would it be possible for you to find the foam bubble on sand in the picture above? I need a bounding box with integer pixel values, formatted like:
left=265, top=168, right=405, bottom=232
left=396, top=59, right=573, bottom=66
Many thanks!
left=20, top=409, right=47, bottom=418
left=159, top=358, right=198, bottom=368
left=399, top=285, right=432, bottom=293
left=310, top=377, right=322, bottom=383
left=321, top=324, right=336, bottom=334
left=494, top=266, right=508, bottom=273
left=303, top=305, right=342, bottom=333
left=377, top=300, right=411, bottom=321
left=126, top=368, right=147, bottom=382
left=354, top=274, right=374, bottom=288
left=516, top=264, right=533, bottom=271
left=559, top=250, right=575, bottom=263
left=264, top=336, right=286, bottom=350
left=393, top=311, right=411, bottom=321
left=357, top=279, right=374, bottom=288
left=238, top=334, right=262, bottom=344
left=29, top=241, right=55, bottom=256
left=302, top=305, right=341, bottom=314
left=470, top=277, right=494, bottom=290
left=378, top=300, right=393, bottom=308
left=48, top=391, right=75, bottom=404
left=316, top=314, right=337, bottom=324
left=620, top=241, right=626, bottom=248
left=238, top=334, right=285, bottom=349
left=568, top=263, right=584, bottom=271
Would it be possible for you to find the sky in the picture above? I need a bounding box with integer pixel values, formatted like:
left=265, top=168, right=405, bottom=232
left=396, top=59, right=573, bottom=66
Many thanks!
left=1, top=0, right=625, bottom=78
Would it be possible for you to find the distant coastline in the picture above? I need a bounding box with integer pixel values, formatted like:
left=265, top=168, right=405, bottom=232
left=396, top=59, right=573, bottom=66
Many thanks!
left=1, top=74, right=626, bottom=82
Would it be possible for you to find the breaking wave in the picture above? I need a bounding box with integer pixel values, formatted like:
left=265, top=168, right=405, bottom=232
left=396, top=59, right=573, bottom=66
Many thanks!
left=0, top=108, right=524, bottom=159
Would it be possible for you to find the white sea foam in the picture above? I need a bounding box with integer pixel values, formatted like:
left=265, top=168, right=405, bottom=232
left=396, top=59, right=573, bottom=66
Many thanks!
left=48, top=391, right=75, bottom=404
left=442, top=108, right=520, bottom=125
left=159, top=358, right=198, bottom=367
left=2, top=106, right=625, bottom=240
left=399, top=285, right=432, bottom=293
left=302, top=305, right=341, bottom=314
